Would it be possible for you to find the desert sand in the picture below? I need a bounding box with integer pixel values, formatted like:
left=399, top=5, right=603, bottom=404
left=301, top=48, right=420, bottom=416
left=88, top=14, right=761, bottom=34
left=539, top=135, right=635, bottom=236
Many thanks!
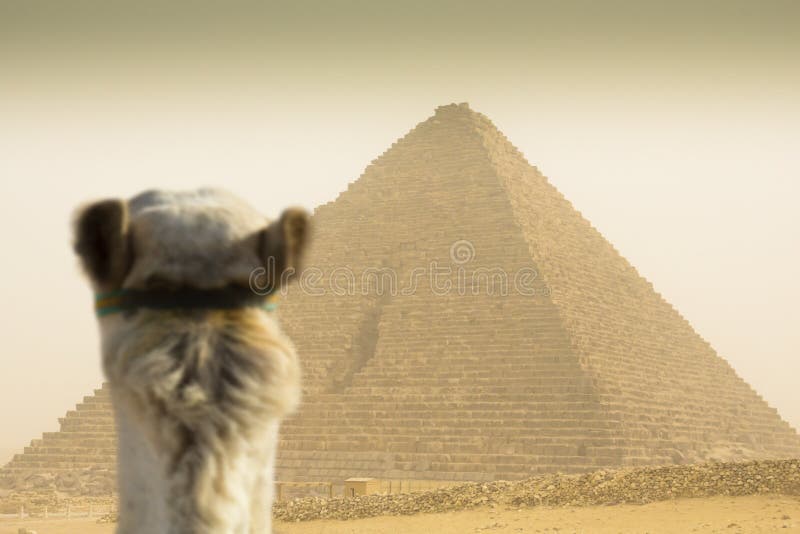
left=2, top=495, right=798, bottom=534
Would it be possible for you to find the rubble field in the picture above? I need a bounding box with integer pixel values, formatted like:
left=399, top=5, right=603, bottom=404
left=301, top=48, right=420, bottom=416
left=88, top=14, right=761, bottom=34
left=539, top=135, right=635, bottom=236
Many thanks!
left=274, top=459, right=800, bottom=522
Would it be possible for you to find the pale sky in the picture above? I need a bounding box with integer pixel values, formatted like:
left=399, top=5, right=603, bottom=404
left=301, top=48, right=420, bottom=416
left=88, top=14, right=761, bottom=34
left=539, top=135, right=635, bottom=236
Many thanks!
left=0, top=1, right=798, bottom=465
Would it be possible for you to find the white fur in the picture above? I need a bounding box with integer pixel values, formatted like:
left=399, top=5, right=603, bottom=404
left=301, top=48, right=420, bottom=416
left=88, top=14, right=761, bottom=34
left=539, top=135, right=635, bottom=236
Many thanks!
left=79, top=189, right=303, bottom=534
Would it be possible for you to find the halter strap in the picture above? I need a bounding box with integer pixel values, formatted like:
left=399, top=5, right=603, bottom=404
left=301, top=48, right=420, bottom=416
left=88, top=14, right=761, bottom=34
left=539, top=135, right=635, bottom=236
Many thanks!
left=94, top=286, right=278, bottom=317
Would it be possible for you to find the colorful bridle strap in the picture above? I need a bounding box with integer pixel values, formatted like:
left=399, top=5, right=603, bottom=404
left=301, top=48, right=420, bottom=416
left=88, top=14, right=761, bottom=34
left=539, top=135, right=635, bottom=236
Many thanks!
left=95, top=286, right=279, bottom=317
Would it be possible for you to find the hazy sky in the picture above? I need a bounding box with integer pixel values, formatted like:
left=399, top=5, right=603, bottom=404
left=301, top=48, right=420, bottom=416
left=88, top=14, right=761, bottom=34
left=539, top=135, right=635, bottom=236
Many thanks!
left=1, top=1, right=798, bottom=464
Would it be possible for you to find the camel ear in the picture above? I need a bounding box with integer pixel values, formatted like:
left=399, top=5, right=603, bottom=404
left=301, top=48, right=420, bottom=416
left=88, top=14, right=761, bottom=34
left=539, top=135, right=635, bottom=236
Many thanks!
left=258, top=207, right=309, bottom=291
left=73, top=199, right=131, bottom=289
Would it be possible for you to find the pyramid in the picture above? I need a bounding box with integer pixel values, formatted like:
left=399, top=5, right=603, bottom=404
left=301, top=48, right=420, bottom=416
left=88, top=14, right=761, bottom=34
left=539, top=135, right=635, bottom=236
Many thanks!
left=3, top=103, right=799, bottom=490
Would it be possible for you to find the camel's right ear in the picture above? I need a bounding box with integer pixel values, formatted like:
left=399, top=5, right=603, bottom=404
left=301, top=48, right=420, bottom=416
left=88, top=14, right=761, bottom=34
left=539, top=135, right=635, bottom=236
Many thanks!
left=73, top=199, right=131, bottom=289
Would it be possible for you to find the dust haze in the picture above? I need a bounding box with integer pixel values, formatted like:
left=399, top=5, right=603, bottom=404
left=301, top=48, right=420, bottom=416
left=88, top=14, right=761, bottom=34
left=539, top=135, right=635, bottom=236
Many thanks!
left=0, top=0, right=798, bottom=470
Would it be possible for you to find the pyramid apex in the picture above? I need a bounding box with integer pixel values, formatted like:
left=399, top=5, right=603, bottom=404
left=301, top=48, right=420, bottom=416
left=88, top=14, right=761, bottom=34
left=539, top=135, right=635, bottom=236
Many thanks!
left=434, top=102, right=471, bottom=116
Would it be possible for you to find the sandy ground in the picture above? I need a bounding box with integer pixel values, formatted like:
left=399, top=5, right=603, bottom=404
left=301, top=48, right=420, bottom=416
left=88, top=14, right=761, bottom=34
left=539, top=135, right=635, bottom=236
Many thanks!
left=1, top=495, right=798, bottom=534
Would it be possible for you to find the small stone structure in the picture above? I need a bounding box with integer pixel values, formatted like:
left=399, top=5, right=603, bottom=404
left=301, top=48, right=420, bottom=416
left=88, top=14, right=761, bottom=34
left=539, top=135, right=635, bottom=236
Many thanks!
left=344, top=478, right=381, bottom=497
left=2, top=103, right=800, bottom=494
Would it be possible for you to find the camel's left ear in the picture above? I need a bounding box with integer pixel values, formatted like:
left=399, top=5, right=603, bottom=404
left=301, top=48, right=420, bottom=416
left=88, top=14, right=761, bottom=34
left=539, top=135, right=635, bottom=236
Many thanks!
left=258, top=207, right=310, bottom=290
left=73, top=199, right=132, bottom=289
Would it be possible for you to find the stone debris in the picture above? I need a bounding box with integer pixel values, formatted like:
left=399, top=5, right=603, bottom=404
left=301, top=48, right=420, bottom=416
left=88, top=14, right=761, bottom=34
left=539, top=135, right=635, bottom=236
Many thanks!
left=96, top=511, right=117, bottom=523
left=272, top=459, right=800, bottom=522
left=0, top=467, right=115, bottom=497
left=274, top=480, right=512, bottom=522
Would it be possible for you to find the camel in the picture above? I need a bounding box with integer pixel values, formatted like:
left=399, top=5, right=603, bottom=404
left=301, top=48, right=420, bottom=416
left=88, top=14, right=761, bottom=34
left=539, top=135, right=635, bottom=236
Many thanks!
left=73, top=189, right=308, bottom=534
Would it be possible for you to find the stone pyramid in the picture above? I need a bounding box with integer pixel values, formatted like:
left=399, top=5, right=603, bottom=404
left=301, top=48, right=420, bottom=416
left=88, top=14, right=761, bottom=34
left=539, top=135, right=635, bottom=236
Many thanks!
left=3, top=103, right=799, bottom=490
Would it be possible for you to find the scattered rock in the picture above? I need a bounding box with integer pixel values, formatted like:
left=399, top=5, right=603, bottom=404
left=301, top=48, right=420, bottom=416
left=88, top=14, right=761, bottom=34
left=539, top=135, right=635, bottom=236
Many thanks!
left=273, top=459, right=800, bottom=522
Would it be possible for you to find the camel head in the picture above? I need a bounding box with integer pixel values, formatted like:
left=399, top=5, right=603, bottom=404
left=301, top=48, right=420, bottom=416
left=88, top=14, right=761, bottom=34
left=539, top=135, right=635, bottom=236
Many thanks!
left=73, top=188, right=308, bottom=299
left=72, top=188, right=310, bottom=412
left=71, top=189, right=309, bottom=533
